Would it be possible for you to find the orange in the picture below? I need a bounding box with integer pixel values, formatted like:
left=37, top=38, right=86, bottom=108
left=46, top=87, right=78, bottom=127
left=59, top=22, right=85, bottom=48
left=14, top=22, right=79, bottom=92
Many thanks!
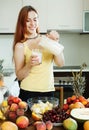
left=83, top=120, right=89, bottom=130
left=71, top=95, right=77, bottom=101
left=32, top=112, right=42, bottom=121
left=81, top=99, right=88, bottom=106
left=78, top=95, right=85, bottom=102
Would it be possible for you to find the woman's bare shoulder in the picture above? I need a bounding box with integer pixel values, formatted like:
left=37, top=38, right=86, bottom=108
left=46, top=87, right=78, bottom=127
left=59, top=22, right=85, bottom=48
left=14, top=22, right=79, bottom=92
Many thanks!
left=15, top=42, right=24, bottom=49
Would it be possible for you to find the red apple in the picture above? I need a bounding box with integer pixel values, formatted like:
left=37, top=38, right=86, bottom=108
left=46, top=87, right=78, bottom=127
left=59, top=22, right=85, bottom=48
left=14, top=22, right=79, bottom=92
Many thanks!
left=7, top=95, right=14, bottom=105
left=8, top=111, right=17, bottom=120
left=13, top=97, right=22, bottom=104
left=16, top=116, right=29, bottom=128
left=63, top=103, right=69, bottom=111
left=66, top=97, right=72, bottom=105
left=10, top=103, right=19, bottom=111
left=18, top=101, right=28, bottom=111
left=73, top=98, right=80, bottom=103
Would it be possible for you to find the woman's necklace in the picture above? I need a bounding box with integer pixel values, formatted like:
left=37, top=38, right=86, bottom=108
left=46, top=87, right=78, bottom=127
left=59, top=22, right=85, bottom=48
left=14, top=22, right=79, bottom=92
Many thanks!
left=27, top=34, right=39, bottom=40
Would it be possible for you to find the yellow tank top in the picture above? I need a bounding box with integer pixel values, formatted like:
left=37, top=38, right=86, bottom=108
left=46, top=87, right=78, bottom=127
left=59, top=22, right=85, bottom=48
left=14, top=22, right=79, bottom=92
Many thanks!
left=20, top=42, right=55, bottom=92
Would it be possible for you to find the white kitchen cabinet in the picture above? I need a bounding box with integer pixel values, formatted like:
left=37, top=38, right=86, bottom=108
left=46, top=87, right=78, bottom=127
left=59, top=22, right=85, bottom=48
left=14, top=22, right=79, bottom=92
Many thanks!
left=83, top=0, right=89, bottom=10
left=47, top=0, right=83, bottom=32
left=22, top=0, right=47, bottom=33
left=0, top=0, right=22, bottom=33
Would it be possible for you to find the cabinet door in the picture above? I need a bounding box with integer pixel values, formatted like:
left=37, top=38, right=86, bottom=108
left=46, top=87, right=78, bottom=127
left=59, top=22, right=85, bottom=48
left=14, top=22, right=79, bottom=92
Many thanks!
left=0, top=0, right=22, bottom=33
left=22, top=0, right=47, bottom=33
left=83, top=0, right=89, bottom=10
left=47, top=0, right=83, bottom=31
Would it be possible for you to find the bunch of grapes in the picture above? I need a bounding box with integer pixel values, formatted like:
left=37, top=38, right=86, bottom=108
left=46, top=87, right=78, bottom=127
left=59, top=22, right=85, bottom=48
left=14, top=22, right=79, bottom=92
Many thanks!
left=42, top=106, right=70, bottom=123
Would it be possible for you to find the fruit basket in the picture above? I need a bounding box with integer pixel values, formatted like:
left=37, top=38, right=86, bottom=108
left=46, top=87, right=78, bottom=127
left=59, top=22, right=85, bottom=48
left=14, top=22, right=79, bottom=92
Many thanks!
left=27, top=97, right=59, bottom=114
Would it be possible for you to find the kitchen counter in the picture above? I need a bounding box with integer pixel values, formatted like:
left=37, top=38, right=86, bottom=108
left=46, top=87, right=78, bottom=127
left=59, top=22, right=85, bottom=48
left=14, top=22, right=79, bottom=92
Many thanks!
left=53, top=66, right=89, bottom=72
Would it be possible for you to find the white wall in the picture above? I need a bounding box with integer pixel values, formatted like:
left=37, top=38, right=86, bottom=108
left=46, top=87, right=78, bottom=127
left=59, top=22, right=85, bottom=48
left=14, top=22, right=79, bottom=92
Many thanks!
left=60, top=33, right=89, bottom=66
left=0, top=35, right=14, bottom=69
left=0, top=33, right=89, bottom=69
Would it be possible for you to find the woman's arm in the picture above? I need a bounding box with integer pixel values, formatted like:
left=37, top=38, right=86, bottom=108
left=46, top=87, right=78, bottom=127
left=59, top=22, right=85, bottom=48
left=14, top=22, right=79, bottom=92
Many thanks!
left=14, top=42, right=41, bottom=81
left=14, top=43, right=32, bottom=81
left=54, top=52, right=65, bottom=67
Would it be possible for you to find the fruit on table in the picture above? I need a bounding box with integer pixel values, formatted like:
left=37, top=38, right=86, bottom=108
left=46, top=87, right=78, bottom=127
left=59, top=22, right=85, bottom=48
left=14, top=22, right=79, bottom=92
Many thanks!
left=32, top=112, right=42, bottom=121
left=63, top=117, right=78, bottom=130
left=69, top=101, right=85, bottom=110
left=7, top=96, right=21, bottom=105
left=10, top=103, right=19, bottom=111
left=16, top=108, right=25, bottom=116
left=0, top=110, right=6, bottom=120
left=1, top=96, right=28, bottom=121
left=1, top=100, right=8, bottom=107
left=66, top=95, right=88, bottom=105
left=16, top=115, right=29, bottom=128
left=31, top=101, right=53, bottom=114
left=43, top=106, right=70, bottom=123
left=63, top=95, right=89, bottom=113
left=34, top=120, right=53, bottom=130
left=1, top=121, right=18, bottom=130
left=34, top=121, right=46, bottom=130
left=46, top=120, right=53, bottom=130
left=63, top=103, right=69, bottom=110
left=18, top=101, right=28, bottom=110
left=83, top=120, right=89, bottom=130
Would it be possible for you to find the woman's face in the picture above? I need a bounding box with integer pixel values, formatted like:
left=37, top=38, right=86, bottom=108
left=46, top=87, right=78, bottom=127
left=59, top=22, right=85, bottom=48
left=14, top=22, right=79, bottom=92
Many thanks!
left=26, top=11, right=39, bottom=35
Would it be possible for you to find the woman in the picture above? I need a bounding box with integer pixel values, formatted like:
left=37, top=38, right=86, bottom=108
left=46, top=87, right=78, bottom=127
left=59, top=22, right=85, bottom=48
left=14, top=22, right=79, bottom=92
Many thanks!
left=13, top=5, right=65, bottom=101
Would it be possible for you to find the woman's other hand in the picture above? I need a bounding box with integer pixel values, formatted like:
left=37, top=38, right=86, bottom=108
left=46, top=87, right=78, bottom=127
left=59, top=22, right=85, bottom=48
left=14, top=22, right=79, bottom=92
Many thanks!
left=47, top=30, right=60, bottom=42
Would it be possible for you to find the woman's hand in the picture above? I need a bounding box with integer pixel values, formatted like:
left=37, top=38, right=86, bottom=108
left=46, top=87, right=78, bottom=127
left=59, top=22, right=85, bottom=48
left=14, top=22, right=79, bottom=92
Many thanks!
left=30, top=55, right=41, bottom=66
left=47, top=30, right=60, bottom=42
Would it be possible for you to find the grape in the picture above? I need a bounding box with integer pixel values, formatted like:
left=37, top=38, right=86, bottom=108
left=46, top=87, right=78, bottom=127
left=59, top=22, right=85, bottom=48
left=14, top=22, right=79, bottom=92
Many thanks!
left=42, top=107, right=70, bottom=123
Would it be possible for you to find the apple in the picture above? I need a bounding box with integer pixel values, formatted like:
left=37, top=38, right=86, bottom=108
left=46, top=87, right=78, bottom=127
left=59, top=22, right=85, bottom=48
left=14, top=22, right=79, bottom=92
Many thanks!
left=10, top=103, right=19, bottom=111
left=18, top=101, right=28, bottom=110
left=16, top=116, right=29, bottom=128
left=63, top=103, right=69, bottom=111
left=8, top=111, right=17, bottom=120
left=13, top=97, right=22, bottom=104
left=7, top=95, right=14, bottom=105
left=66, top=97, right=72, bottom=105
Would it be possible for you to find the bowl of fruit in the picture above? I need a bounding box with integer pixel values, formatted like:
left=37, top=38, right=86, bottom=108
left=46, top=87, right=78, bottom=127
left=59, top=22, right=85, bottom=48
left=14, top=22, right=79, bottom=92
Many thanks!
left=27, top=97, right=59, bottom=121
left=1, top=96, right=28, bottom=122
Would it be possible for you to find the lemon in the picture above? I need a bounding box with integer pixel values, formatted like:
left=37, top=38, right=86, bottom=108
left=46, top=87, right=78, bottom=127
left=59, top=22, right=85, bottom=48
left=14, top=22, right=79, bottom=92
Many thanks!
left=2, top=100, right=8, bottom=107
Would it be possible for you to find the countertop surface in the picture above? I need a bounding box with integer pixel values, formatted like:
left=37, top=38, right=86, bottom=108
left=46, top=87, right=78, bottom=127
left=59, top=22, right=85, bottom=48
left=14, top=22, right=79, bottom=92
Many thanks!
left=53, top=66, right=89, bottom=72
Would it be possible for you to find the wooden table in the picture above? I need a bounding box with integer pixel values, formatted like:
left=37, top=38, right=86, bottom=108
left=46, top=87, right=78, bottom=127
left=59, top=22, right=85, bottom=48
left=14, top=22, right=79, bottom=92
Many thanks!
left=18, top=125, right=84, bottom=130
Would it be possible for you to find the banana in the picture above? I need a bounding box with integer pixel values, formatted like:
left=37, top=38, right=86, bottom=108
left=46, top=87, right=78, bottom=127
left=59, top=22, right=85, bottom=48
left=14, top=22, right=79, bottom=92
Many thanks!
left=0, top=110, right=6, bottom=120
